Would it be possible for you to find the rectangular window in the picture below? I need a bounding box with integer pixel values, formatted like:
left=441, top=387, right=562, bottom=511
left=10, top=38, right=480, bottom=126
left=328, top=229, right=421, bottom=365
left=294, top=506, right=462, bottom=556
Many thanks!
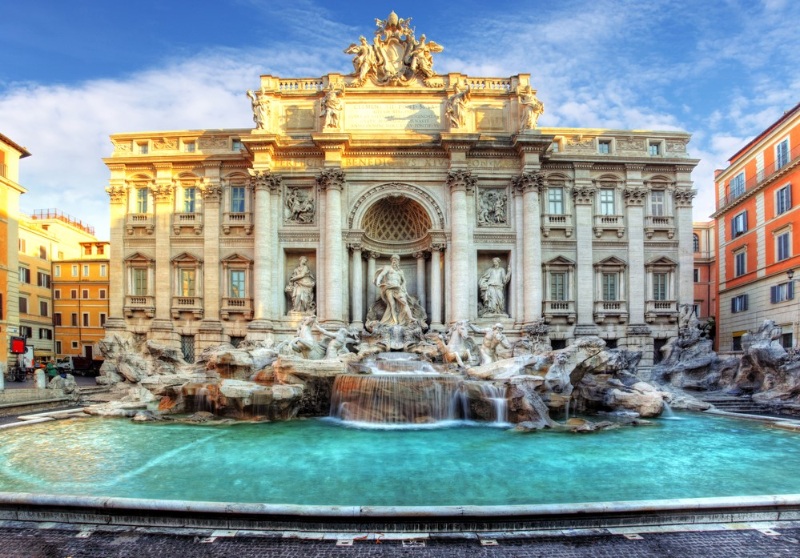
left=136, top=142, right=148, bottom=154
left=770, top=282, right=795, bottom=303
left=19, top=267, right=30, bottom=283
left=82, top=289, right=89, bottom=299
left=548, top=188, right=564, bottom=214
left=71, top=313, right=78, bottom=326
left=38, top=269, right=52, bottom=287
left=39, top=246, right=47, bottom=259
left=550, top=273, right=567, bottom=301
left=599, top=189, right=615, bottom=215
left=99, top=289, right=107, bottom=299
left=55, top=341, right=62, bottom=354
left=84, top=245, right=92, bottom=256
left=184, top=141, right=196, bottom=153
left=54, top=265, right=61, bottom=277
left=133, top=268, right=148, bottom=296
left=71, top=341, right=79, bottom=349
left=693, top=269, right=699, bottom=282
left=734, top=251, right=746, bottom=277
left=70, top=289, right=77, bottom=299
left=100, top=264, right=107, bottom=277
left=648, top=142, right=661, bottom=156
left=229, top=270, right=245, bottom=298
left=136, top=188, right=148, bottom=213
left=551, top=141, right=560, bottom=153
left=38, top=328, right=52, bottom=340
left=54, top=313, right=62, bottom=326
left=184, top=188, right=196, bottom=213
left=19, top=238, right=26, bottom=253
left=20, top=326, right=32, bottom=338
left=732, top=335, right=743, bottom=351
left=231, top=187, right=246, bottom=213
left=100, top=313, right=107, bottom=326
left=96, top=244, right=104, bottom=255
left=777, top=231, right=791, bottom=261
left=602, top=273, right=617, bottom=301
left=731, top=294, right=749, bottom=313
left=180, top=269, right=196, bottom=297
left=83, top=313, right=90, bottom=327
left=652, top=273, right=667, bottom=301
left=650, top=191, right=665, bottom=216
left=232, top=139, right=243, bottom=151
left=71, top=265, right=78, bottom=277
left=782, top=332, right=793, bottom=349
left=83, top=265, right=89, bottom=277
left=731, top=211, right=748, bottom=238
left=598, top=139, right=611, bottom=154
left=776, top=139, right=790, bottom=170
left=19, top=297, right=28, bottom=314
left=54, top=289, right=61, bottom=299
left=777, top=184, right=792, bottom=215
left=730, top=172, right=745, bottom=199
left=40, top=300, right=49, bottom=317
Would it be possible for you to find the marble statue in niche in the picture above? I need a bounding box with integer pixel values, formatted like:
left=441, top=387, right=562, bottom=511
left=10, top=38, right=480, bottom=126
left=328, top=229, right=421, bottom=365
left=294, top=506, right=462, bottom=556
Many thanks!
left=478, top=257, right=511, bottom=316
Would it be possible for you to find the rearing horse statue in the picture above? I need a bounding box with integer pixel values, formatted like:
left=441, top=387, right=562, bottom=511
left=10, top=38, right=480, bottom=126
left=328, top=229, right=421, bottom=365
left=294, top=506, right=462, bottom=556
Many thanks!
left=428, top=320, right=473, bottom=367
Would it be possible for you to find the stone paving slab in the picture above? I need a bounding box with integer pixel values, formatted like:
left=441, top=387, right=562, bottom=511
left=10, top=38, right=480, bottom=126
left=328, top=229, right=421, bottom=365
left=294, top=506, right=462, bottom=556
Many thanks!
left=0, top=523, right=799, bottom=557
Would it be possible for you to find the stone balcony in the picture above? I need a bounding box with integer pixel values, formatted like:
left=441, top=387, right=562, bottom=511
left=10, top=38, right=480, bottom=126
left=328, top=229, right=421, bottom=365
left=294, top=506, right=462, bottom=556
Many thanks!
left=124, top=295, right=155, bottom=318
left=171, top=296, right=204, bottom=320
left=222, top=212, right=253, bottom=235
left=541, top=214, right=574, bottom=237
left=644, top=215, right=675, bottom=239
left=172, top=212, right=203, bottom=235
left=543, top=300, right=575, bottom=324
left=126, top=213, right=154, bottom=235
left=645, top=300, right=677, bottom=323
left=221, top=297, right=253, bottom=320
left=593, top=301, right=628, bottom=324
left=593, top=214, right=625, bottom=238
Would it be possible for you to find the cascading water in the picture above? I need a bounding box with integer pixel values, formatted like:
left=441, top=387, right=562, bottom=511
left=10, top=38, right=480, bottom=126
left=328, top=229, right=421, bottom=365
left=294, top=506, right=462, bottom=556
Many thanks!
left=476, top=383, right=508, bottom=424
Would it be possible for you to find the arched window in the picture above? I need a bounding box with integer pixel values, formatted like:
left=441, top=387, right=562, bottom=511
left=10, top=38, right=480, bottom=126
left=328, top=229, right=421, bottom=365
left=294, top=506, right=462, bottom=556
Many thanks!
left=693, top=233, right=700, bottom=253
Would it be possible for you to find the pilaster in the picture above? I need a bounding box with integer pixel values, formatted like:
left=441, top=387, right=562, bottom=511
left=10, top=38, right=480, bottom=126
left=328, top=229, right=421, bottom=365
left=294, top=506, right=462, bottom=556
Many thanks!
left=318, top=168, right=346, bottom=327
left=572, top=162, right=598, bottom=336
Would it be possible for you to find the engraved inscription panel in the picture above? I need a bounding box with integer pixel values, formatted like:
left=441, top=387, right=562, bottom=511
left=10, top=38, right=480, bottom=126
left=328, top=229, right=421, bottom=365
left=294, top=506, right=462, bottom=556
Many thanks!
left=346, top=103, right=443, bottom=131
left=475, top=108, right=505, bottom=132
left=285, top=107, right=316, bottom=131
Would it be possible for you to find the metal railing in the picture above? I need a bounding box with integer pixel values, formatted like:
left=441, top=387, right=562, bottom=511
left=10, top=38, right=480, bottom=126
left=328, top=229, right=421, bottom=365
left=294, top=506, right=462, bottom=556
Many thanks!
left=30, top=209, right=95, bottom=235
left=723, top=142, right=800, bottom=206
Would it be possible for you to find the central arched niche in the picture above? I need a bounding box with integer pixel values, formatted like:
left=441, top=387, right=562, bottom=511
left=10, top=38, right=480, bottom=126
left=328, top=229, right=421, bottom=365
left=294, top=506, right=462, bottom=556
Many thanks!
left=360, top=194, right=432, bottom=254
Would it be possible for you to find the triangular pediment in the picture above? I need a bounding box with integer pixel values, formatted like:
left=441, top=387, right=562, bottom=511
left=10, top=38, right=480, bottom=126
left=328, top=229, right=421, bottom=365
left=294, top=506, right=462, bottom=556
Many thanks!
left=545, top=255, right=576, bottom=266
left=221, top=253, right=252, bottom=264
left=595, top=256, right=627, bottom=268
left=171, top=252, right=203, bottom=264
left=124, top=251, right=153, bottom=263
left=646, top=256, right=677, bottom=266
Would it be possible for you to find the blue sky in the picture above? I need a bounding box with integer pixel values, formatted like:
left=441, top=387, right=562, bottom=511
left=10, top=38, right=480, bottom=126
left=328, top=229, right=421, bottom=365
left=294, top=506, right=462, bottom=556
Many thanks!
left=1, top=0, right=799, bottom=239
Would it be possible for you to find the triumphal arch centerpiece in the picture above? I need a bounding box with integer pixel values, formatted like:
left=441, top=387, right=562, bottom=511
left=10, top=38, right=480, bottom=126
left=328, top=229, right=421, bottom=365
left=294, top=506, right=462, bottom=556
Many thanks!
left=104, top=12, right=698, bottom=368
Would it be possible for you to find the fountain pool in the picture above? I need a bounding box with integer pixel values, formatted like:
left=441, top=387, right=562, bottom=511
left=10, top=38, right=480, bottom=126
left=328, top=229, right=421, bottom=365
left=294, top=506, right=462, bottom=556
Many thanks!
left=2, top=412, right=800, bottom=507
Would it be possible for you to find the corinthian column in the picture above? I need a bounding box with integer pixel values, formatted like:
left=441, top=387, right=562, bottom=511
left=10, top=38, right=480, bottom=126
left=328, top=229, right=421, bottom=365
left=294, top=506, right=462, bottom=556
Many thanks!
left=513, top=172, right=544, bottom=325
left=447, top=170, right=476, bottom=323
left=318, top=168, right=346, bottom=326
left=624, top=179, right=647, bottom=326
left=572, top=172, right=598, bottom=335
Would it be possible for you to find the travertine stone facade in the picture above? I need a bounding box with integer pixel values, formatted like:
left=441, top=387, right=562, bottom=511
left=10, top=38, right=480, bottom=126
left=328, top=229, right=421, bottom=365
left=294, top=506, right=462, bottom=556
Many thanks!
left=104, top=12, right=698, bottom=367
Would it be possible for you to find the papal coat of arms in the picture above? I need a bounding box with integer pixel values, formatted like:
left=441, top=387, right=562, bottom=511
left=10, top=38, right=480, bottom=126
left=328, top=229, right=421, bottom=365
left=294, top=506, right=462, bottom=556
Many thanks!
left=344, top=11, right=444, bottom=87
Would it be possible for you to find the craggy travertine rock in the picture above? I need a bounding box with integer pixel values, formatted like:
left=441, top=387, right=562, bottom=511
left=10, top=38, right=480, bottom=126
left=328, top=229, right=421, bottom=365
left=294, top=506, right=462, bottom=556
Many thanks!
left=272, top=356, right=350, bottom=416
left=603, top=381, right=665, bottom=417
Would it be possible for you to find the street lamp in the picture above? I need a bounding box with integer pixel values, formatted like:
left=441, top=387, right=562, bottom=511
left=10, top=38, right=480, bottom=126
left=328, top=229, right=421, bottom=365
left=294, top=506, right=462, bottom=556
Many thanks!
left=788, top=269, right=795, bottom=281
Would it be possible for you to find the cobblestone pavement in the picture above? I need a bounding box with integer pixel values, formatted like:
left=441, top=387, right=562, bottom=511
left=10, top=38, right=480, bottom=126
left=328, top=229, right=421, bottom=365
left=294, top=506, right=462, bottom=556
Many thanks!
left=1, top=524, right=799, bottom=558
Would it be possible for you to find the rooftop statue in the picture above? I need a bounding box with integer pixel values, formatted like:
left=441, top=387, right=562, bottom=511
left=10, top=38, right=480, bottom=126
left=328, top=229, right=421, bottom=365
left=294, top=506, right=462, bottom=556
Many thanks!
left=344, top=11, right=443, bottom=87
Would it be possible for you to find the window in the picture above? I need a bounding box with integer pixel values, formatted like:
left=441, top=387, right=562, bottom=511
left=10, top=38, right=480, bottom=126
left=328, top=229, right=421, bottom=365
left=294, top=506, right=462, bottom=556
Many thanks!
left=777, top=184, right=792, bottom=215
left=83, top=265, right=89, bottom=277
left=37, top=272, right=51, bottom=288
left=136, top=188, right=148, bottom=213
left=734, top=251, right=746, bottom=277
left=54, top=265, right=61, bottom=277
left=55, top=341, right=62, bottom=354
left=550, top=273, right=567, bottom=301
left=184, top=187, right=196, bottom=213
left=652, top=273, right=668, bottom=301
left=84, top=245, right=92, bottom=256
left=232, top=139, right=243, bottom=151
left=83, top=313, right=90, bottom=327
left=20, top=326, right=32, bottom=338
left=19, top=238, right=26, bottom=253
left=548, top=188, right=564, bottom=214
left=100, top=264, right=107, bottom=277
left=776, top=138, right=790, bottom=170
left=99, top=289, right=107, bottom=299
left=599, top=189, right=615, bottom=215
left=782, top=332, right=793, bottom=349
left=100, top=313, right=107, bottom=326
left=777, top=231, right=791, bottom=261
left=731, top=211, right=748, bottom=238
left=229, top=270, right=245, bottom=298
left=732, top=335, right=743, bottom=351
left=602, top=273, right=617, bottom=301
left=54, top=290, right=60, bottom=299
left=648, top=141, right=661, bottom=156
left=694, top=304, right=701, bottom=318
left=136, top=142, right=149, bottom=154
left=731, top=294, right=749, bottom=313
left=730, top=172, right=745, bottom=199
left=96, top=244, right=104, bottom=255
left=180, top=269, right=196, bottom=297
left=71, top=265, right=78, bottom=277
left=184, top=141, right=196, bottom=153
left=0, top=293, right=3, bottom=320
left=82, top=289, right=89, bottom=299
left=650, top=190, right=665, bottom=216
left=71, top=313, right=78, bottom=326
left=693, top=269, right=699, bottom=282
left=133, top=268, right=148, bottom=296
left=231, top=186, right=246, bottom=213
left=598, top=139, right=611, bottom=154
left=71, top=341, right=79, bottom=349
left=19, top=267, right=30, bottom=283
left=70, top=289, right=77, bottom=299
left=19, top=297, right=28, bottom=314
left=38, top=328, right=52, bottom=340
left=693, top=234, right=700, bottom=252
left=771, top=282, right=794, bottom=303
left=39, top=245, right=47, bottom=259
left=39, top=300, right=48, bottom=317
left=54, top=313, right=62, bottom=326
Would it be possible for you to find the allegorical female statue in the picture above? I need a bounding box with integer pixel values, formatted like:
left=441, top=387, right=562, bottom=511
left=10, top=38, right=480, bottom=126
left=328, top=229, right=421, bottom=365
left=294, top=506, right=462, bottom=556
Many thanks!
left=285, top=256, right=316, bottom=313
left=478, top=257, right=511, bottom=316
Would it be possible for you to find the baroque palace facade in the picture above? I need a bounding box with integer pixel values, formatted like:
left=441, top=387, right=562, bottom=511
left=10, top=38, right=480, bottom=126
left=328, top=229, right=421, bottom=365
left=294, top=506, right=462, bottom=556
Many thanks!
left=104, top=13, right=698, bottom=367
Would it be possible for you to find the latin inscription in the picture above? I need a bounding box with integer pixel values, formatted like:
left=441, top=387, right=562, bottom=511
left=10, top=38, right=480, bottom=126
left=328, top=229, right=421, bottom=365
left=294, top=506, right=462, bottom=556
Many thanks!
left=475, top=108, right=505, bottom=132
left=285, top=107, right=315, bottom=131
left=346, top=103, right=442, bottom=131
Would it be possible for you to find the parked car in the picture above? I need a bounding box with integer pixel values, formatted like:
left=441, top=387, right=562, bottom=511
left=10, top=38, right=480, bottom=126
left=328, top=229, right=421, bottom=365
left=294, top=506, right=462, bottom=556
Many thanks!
left=56, top=356, right=98, bottom=376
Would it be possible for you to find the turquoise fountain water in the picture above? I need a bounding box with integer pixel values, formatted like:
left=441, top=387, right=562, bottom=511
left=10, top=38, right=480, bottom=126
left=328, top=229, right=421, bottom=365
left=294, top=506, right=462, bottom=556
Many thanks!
left=2, top=413, right=800, bottom=506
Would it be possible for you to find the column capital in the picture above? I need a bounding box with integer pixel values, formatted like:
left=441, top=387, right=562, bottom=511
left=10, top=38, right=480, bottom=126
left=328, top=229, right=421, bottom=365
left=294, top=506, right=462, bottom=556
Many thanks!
left=413, top=251, right=428, bottom=260
left=572, top=185, right=596, bottom=205
left=429, top=243, right=446, bottom=253
left=347, top=242, right=363, bottom=252
left=623, top=187, right=648, bottom=207
left=673, top=188, right=696, bottom=208
left=106, top=183, right=127, bottom=204
left=249, top=169, right=282, bottom=192
left=368, top=251, right=380, bottom=260
left=316, top=168, right=346, bottom=191
left=446, top=169, right=476, bottom=193
left=199, top=179, right=223, bottom=202
left=153, top=182, right=174, bottom=203
left=512, top=171, right=544, bottom=193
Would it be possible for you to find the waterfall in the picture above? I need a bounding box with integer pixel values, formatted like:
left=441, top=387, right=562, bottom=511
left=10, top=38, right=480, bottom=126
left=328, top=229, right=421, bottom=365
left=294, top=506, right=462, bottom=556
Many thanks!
left=477, top=383, right=508, bottom=424
left=330, top=374, right=463, bottom=425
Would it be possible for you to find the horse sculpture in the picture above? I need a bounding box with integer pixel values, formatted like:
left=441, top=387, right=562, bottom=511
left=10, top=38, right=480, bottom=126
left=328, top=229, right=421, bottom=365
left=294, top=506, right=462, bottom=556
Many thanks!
left=428, top=320, right=473, bottom=367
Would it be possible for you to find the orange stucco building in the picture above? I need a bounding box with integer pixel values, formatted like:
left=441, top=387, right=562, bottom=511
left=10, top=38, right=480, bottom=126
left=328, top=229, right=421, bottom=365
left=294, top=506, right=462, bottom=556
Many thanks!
left=713, top=102, right=800, bottom=353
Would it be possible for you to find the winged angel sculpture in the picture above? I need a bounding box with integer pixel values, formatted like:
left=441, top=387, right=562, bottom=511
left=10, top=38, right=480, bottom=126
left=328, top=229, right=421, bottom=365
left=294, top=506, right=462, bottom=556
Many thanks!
left=344, top=11, right=443, bottom=86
